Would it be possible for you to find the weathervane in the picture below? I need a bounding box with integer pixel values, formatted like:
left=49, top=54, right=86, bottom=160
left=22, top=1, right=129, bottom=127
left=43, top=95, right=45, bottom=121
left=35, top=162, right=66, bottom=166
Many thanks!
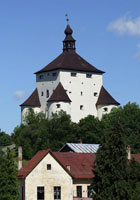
left=65, top=14, right=69, bottom=24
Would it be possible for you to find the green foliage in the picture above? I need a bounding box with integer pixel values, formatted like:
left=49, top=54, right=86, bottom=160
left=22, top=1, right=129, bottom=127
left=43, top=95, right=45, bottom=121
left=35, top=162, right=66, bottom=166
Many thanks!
left=92, top=117, right=130, bottom=200
left=102, top=102, right=140, bottom=153
left=77, top=115, right=104, bottom=144
left=0, top=130, right=12, bottom=146
left=0, top=149, right=19, bottom=200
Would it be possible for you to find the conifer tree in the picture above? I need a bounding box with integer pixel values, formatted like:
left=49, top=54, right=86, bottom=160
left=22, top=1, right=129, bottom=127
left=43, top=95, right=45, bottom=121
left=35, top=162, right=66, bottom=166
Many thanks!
left=0, top=149, right=19, bottom=200
left=91, top=117, right=130, bottom=200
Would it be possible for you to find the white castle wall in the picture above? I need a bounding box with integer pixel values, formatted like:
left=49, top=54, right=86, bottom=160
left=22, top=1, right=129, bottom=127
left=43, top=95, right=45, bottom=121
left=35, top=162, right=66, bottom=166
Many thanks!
left=21, top=106, right=41, bottom=124
left=97, top=104, right=118, bottom=119
left=60, top=70, right=102, bottom=122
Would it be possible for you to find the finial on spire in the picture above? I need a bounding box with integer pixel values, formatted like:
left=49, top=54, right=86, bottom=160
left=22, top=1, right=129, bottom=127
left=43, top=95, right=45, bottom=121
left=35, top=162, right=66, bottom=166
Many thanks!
left=65, top=14, right=69, bottom=25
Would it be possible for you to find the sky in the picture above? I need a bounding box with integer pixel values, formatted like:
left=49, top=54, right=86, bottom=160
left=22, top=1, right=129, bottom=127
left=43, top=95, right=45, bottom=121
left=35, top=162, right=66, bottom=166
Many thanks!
left=0, top=0, right=140, bottom=134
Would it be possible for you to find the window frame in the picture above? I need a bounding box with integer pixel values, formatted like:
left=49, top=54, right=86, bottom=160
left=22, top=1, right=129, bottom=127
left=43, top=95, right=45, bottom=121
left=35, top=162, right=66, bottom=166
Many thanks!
left=71, top=72, right=77, bottom=77
left=47, top=164, right=51, bottom=170
left=77, top=186, right=82, bottom=198
left=54, top=186, right=61, bottom=200
left=37, top=186, right=44, bottom=200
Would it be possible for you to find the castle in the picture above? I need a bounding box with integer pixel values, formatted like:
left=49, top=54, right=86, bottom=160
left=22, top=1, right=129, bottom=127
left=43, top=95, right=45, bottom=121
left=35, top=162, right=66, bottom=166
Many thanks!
left=20, top=24, right=120, bottom=123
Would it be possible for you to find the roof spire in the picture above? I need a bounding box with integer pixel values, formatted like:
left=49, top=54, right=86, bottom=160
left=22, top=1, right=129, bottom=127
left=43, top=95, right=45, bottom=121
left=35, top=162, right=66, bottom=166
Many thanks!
left=65, top=14, right=69, bottom=25
left=63, top=15, right=76, bottom=52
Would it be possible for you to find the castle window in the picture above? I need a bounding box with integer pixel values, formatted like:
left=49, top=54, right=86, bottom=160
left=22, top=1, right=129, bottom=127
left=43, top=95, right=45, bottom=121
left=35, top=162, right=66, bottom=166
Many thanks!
left=39, top=75, right=44, bottom=79
left=81, top=92, right=83, bottom=96
left=71, top=72, right=77, bottom=77
left=80, top=105, right=84, bottom=110
left=86, top=74, right=92, bottom=78
left=52, top=72, right=57, bottom=76
left=54, top=186, right=61, bottom=200
left=46, top=90, right=49, bottom=98
left=104, top=107, right=108, bottom=112
left=37, top=187, right=44, bottom=200
left=77, top=186, right=82, bottom=198
left=47, top=164, right=51, bottom=170
left=94, top=92, right=98, bottom=97
left=69, top=91, right=72, bottom=94
left=41, top=91, right=44, bottom=96
left=56, top=104, right=61, bottom=108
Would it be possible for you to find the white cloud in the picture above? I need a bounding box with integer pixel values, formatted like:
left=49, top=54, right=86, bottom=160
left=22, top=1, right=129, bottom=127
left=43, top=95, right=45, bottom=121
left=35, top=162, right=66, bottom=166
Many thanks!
left=13, top=90, right=26, bottom=100
left=107, top=15, right=140, bottom=36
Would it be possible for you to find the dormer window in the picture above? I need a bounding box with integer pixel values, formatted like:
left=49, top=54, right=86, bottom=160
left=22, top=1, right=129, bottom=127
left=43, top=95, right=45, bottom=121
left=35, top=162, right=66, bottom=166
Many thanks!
left=86, top=74, right=92, bottom=78
left=71, top=72, right=77, bottom=77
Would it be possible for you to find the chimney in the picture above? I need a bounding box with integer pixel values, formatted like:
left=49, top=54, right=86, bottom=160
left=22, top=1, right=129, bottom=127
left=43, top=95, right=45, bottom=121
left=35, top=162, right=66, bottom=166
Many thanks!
left=66, top=165, right=71, bottom=171
left=127, top=145, right=131, bottom=160
left=18, top=146, right=22, bottom=170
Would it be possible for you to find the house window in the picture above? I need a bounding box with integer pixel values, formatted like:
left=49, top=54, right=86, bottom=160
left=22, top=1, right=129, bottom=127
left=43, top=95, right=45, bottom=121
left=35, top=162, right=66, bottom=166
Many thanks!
left=56, top=104, right=61, bottom=108
left=104, top=107, right=108, bottom=112
left=46, top=90, right=49, bottom=98
left=54, top=186, right=61, bottom=200
left=87, top=186, right=93, bottom=198
left=39, top=75, right=44, bottom=79
left=37, top=187, right=44, bottom=200
left=21, top=186, right=24, bottom=200
left=77, top=186, right=82, bottom=198
left=71, top=72, right=77, bottom=77
left=41, top=91, right=44, bottom=96
left=94, top=92, right=98, bottom=97
left=47, top=164, right=51, bottom=170
left=52, top=72, right=57, bottom=76
left=80, top=105, right=84, bottom=110
left=86, top=74, right=92, bottom=78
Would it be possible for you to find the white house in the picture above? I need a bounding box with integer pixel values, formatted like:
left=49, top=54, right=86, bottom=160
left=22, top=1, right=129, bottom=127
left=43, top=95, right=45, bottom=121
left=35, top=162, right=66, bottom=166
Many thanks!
left=20, top=24, right=120, bottom=123
left=18, top=149, right=95, bottom=200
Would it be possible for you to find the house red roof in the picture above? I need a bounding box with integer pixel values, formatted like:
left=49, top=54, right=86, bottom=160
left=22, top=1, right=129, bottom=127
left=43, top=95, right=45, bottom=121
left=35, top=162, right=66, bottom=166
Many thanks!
left=20, top=88, right=41, bottom=107
left=47, top=82, right=71, bottom=102
left=18, top=149, right=95, bottom=179
left=96, top=86, right=120, bottom=106
left=35, top=51, right=104, bottom=74
left=18, top=149, right=140, bottom=180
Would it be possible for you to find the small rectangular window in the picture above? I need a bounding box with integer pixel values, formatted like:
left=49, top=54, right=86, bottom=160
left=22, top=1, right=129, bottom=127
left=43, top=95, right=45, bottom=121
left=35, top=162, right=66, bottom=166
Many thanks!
left=94, top=92, right=98, bottom=97
left=41, top=92, right=44, bottom=96
left=77, top=186, right=82, bottom=198
left=39, top=75, right=44, bottom=79
left=54, top=186, right=61, bottom=200
left=104, top=107, right=108, bottom=112
left=56, top=104, right=61, bottom=108
left=80, top=105, right=83, bottom=110
left=47, top=164, right=51, bottom=170
left=86, top=74, right=92, bottom=78
left=71, top=72, right=77, bottom=77
left=81, top=92, right=83, bottom=96
left=37, top=187, right=44, bottom=200
left=52, top=72, right=57, bottom=76
left=87, top=186, right=93, bottom=198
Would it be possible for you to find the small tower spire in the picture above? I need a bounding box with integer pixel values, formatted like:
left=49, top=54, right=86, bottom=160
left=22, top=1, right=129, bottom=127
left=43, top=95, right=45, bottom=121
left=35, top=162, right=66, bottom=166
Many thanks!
left=63, top=15, right=76, bottom=52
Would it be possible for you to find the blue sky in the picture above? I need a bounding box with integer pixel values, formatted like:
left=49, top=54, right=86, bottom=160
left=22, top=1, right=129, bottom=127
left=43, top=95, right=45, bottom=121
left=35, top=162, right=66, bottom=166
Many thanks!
left=0, top=0, right=140, bottom=134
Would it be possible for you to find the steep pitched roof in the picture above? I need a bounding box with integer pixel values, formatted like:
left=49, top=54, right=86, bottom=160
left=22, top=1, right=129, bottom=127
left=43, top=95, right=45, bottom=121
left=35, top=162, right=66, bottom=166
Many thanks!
left=96, top=86, right=120, bottom=106
left=18, top=149, right=95, bottom=179
left=20, top=88, right=41, bottom=107
left=47, top=82, right=71, bottom=102
left=35, top=51, right=104, bottom=74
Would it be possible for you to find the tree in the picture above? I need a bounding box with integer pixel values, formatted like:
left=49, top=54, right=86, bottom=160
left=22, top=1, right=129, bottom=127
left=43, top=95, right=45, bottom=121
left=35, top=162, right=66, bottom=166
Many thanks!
left=102, top=102, right=140, bottom=153
left=0, top=149, right=19, bottom=200
left=91, top=116, right=130, bottom=200
left=77, top=115, right=104, bottom=144
left=0, top=130, right=12, bottom=146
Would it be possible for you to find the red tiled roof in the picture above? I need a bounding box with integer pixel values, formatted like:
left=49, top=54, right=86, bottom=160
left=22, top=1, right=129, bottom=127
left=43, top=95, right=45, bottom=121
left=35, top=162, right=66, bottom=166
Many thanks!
left=20, top=88, right=41, bottom=107
left=96, top=86, right=120, bottom=106
left=18, top=149, right=140, bottom=180
left=18, top=149, right=95, bottom=179
left=47, top=82, right=71, bottom=102
left=35, top=51, right=104, bottom=74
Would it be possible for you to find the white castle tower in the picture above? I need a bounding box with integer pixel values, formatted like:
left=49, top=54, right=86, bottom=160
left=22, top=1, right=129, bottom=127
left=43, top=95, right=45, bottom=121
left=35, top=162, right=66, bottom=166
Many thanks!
left=20, top=24, right=120, bottom=123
